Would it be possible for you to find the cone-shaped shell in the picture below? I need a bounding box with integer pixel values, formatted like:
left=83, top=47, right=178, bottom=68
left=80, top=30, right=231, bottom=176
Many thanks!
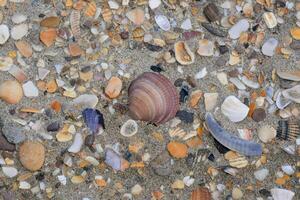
left=128, top=72, right=179, bottom=124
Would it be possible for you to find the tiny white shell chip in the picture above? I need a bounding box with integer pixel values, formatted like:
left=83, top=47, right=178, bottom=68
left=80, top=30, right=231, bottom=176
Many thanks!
left=155, top=15, right=171, bottom=31
left=120, top=119, right=138, bottom=137
left=149, top=0, right=161, bottom=9
left=12, top=13, right=27, bottom=24
left=0, top=24, right=10, bottom=44
left=271, top=188, right=295, bottom=200
left=2, top=166, right=18, bottom=178
left=221, top=96, right=249, bottom=122
left=22, top=81, right=39, bottom=97
left=262, top=38, right=278, bottom=57
left=11, top=24, right=28, bottom=40
left=194, top=68, right=207, bottom=79
left=68, top=133, right=84, bottom=153
left=57, top=175, right=67, bottom=185
left=228, top=19, right=249, bottom=39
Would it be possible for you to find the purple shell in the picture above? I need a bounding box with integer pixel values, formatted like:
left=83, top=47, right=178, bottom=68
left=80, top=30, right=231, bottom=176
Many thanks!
left=105, top=148, right=122, bottom=171
left=82, top=108, right=105, bottom=134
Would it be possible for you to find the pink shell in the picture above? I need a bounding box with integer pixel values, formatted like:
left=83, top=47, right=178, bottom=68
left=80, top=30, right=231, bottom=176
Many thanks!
left=128, top=72, right=179, bottom=124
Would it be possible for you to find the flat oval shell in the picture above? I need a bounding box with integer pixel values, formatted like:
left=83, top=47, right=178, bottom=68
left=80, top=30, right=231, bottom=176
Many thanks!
left=221, top=96, right=249, bottom=122
left=0, top=24, right=10, bottom=44
left=155, top=15, right=171, bottom=31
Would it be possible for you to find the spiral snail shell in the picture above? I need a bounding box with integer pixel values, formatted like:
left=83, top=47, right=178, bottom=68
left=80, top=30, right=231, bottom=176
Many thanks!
left=128, top=72, right=179, bottom=125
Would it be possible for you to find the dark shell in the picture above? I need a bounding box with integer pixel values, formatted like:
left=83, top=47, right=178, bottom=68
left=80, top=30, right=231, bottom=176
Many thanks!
left=190, top=187, right=212, bottom=200
left=82, top=108, right=105, bottom=134
left=128, top=72, right=179, bottom=124
left=203, top=3, right=220, bottom=22
left=277, top=120, right=300, bottom=141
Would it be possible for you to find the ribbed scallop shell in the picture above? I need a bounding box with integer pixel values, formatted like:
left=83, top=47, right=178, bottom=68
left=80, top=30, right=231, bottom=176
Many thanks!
left=190, top=187, right=212, bottom=200
left=128, top=72, right=179, bottom=125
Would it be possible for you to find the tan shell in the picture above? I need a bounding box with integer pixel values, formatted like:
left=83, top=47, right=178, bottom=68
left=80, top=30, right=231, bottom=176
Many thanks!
left=102, top=8, right=113, bottom=22
left=174, top=41, right=195, bottom=65
left=128, top=72, right=179, bottom=124
left=15, top=40, right=33, bottom=58
left=85, top=1, right=96, bottom=17
left=190, top=187, right=212, bottom=200
left=70, top=10, right=81, bottom=39
left=105, top=76, right=122, bottom=99
left=19, top=141, right=45, bottom=171
left=0, top=80, right=23, bottom=104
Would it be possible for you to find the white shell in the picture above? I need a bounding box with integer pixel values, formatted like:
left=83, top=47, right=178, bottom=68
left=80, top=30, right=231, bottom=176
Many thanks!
left=68, top=133, right=83, bottom=153
left=271, top=188, right=295, bottom=200
left=263, top=12, right=277, bottom=28
left=120, top=119, right=138, bottom=137
left=22, top=81, right=39, bottom=97
left=281, top=164, right=295, bottom=175
left=282, top=85, right=300, bottom=103
left=0, top=56, right=13, bottom=71
left=2, top=166, right=18, bottom=178
left=197, top=39, right=214, bottom=56
left=204, top=93, right=218, bottom=111
left=72, top=94, right=98, bottom=108
left=155, top=15, right=171, bottom=31
left=241, top=76, right=260, bottom=89
left=229, top=78, right=246, bottom=90
left=149, top=0, right=161, bottom=9
left=85, top=156, right=99, bottom=166
left=181, top=18, right=192, bottom=30
left=221, top=96, right=249, bottom=122
left=257, top=125, right=276, bottom=143
left=262, top=38, right=278, bottom=57
left=0, top=24, right=10, bottom=44
left=11, top=23, right=28, bottom=40
left=254, top=168, right=269, bottom=181
left=228, top=19, right=249, bottom=39
left=276, top=91, right=291, bottom=109
left=12, top=13, right=27, bottom=24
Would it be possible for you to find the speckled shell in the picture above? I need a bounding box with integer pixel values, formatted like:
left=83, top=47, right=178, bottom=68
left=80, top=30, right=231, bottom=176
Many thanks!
left=190, top=187, right=212, bottom=200
left=128, top=72, right=179, bottom=125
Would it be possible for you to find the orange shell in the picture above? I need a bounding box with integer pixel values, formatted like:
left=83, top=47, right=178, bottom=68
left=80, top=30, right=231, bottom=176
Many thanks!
left=85, top=1, right=96, bottom=17
left=190, top=187, right=212, bottom=200
left=40, top=28, right=57, bottom=47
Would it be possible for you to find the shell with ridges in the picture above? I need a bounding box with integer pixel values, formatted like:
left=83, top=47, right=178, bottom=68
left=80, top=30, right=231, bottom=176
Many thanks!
left=174, top=41, right=195, bottom=65
left=128, top=72, right=179, bottom=124
left=190, top=187, right=212, bottom=200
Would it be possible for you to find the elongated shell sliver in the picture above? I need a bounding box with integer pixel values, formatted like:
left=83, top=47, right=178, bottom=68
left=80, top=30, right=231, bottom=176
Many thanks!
left=205, top=113, right=262, bottom=156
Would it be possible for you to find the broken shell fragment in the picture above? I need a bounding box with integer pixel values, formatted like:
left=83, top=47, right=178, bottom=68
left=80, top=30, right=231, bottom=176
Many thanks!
left=128, top=72, right=179, bottom=125
left=290, top=27, right=300, bottom=40
left=105, top=76, right=122, bottom=99
left=11, top=23, right=28, bottom=40
left=126, top=8, right=145, bottom=26
left=277, top=120, right=300, bottom=141
left=120, top=119, right=138, bottom=137
left=0, top=56, right=13, bottom=71
left=258, top=125, right=276, bottom=143
left=167, top=141, right=188, bottom=159
left=155, top=15, right=171, bottom=31
left=190, top=187, right=212, bottom=200
left=68, top=133, right=83, bottom=153
left=228, top=19, right=249, bottom=39
left=15, top=40, right=32, bottom=58
left=82, top=108, right=105, bottom=134
left=282, top=85, right=300, bottom=103
left=263, top=12, right=277, bottom=28
left=277, top=70, right=300, bottom=81
left=174, top=41, right=195, bottom=65
left=203, top=3, right=220, bottom=22
left=0, top=24, right=10, bottom=44
left=40, top=16, right=60, bottom=28
left=221, top=96, right=249, bottom=122
left=105, top=148, right=129, bottom=171
left=271, top=188, right=295, bottom=200
left=0, top=80, right=23, bottom=104
left=197, top=39, right=214, bottom=56
left=40, top=28, right=57, bottom=47
left=262, top=38, right=278, bottom=56
left=205, top=113, right=262, bottom=156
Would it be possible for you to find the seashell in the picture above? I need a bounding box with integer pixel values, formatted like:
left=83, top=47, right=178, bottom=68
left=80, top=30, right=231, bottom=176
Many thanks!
left=72, top=94, right=98, bottom=108
left=167, top=141, right=188, bottom=158
left=82, top=108, right=105, bottom=134
left=15, top=40, right=32, bottom=58
left=201, top=22, right=227, bottom=37
left=271, top=188, right=295, bottom=200
left=19, top=141, right=45, bottom=171
left=105, top=147, right=129, bottom=171
left=277, top=70, right=300, bottom=81
left=263, top=12, right=277, bottom=29
left=126, top=8, right=145, bottom=26
left=282, top=85, right=300, bottom=103
left=290, top=27, right=300, bottom=40
left=0, top=56, right=13, bottom=71
left=221, top=96, right=249, bottom=122
left=205, top=113, right=262, bottom=156
left=85, top=1, right=97, bottom=17
left=149, top=0, right=161, bottom=9
left=262, top=38, right=278, bottom=56
left=128, top=72, right=179, bottom=124
left=168, top=127, right=186, bottom=138
left=0, top=24, right=9, bottom=44
left=22, top=81, right=38, bottom=97
left=237, top=129, right=252, bottom=141
left=132, top=27, right=145, bottom=41
left=105, top=76, right=122, bottom=99
left=70, top=10, right=81, bottom=39
left=277, top=120, right=300, bottom=141
left=102, top=7, right=113, bottom=22
left=68, top=42, right=82, bottom=56
left=228, top=155, right=249, bottom=168
left=68, top=133, right=83, bottom=153
left=241, top=76, right=259, bottom=89
left=190, top=187, right=212, bottom=200
left=8, top=66, right=27, bottom=83
left=228, top=19, right=249, bottom=39
left=174, top=41, right=195, bottom=65
left=12, top=14, right=27, bottom=24
left=40, top=16, right=60, bottom=28
left=258, top=125, right=276, bottom=143
left=203, top=3, right=220, bottom=22
left=0, top=0, right=7, bottom=7
left=197, top=39, right=214, bottom=56
left=65, top=0, right=72, bottom=7
left=155, top=15, right=171, bottom=31
left=204, top=93, right=218, bottom=111
left=11, top=24, right=28, bottom=40
left=0, top=80, right=23, bottom=104
left=40, top=28, right=57, bottom=47
left=120, top=119, right=138, bottom=137
left=276, top=91, right=291, bottom=110
left=71, top=175, right=85, bottom=184
left=2, top=166, right=18, bottom=178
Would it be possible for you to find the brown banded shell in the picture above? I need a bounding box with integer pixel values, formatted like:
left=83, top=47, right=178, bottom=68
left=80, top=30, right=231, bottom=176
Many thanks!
left=128, top=72, right=179, bottom=125
left=190, top=187, right=212, bottom=200
left=102, top=8, right=113, bottom=22
left=174, top=41, right=195, bottom=65
left=277, top=120, right=300, bottom=141
left=132, top=27, right=145, bottom=41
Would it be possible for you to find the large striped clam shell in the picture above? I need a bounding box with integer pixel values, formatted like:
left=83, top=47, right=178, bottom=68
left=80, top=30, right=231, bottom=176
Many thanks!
left=128, top=72, right=179, bottom=125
